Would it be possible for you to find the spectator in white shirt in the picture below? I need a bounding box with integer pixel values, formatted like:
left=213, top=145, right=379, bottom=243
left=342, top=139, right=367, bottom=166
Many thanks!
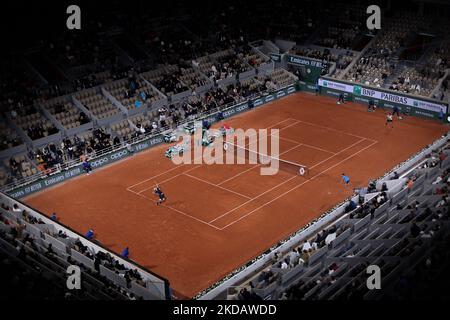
left=432, top=175, right=443, bottom=185
left=301, top=240, right=312, bottom=251
left=436, top=196, right=447, bottom=208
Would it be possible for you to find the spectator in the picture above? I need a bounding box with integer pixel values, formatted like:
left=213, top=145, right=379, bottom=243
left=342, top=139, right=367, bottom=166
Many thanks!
left=121, top=247, right=129, bottom=259
left=301, top=240, right=312, bottom=251
left=85, top=229, right=95, bottom=240
left=410, top=223, right=420, bottom=237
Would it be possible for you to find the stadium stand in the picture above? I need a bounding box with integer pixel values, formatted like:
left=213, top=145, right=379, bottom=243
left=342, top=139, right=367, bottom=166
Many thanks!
left=103, top=76, right=161, bottom=111
left=2, top=154, right=37, bottom=183
left=141, top=65, right=189, bottom=97
left=1, top=0, right=450, bottom=301
left=0, top=121, right=22, bottom=152
left=10, top=105, right=59, bottom=141
left=74, top=89, right=120, bottom=120
left=40, top=97, right=91, bottom=130
left=110, top=119, right=137, bottom=141
left=226, top=142, right=450, bottom=300
left=291, top=46, right=355, bottom=78
left=198, top=48, right=254, bottom=82
left=312, top=4, right=367, bottom=51
left=263, top=69, right=298, bottom=89
left=0, top=194, right=168, bottom=300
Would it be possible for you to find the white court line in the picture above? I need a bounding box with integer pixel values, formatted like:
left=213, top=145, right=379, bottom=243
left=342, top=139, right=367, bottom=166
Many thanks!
left=126, top=116, right=378, bottom=230
left=183, top=173, right=253, bottom=200
left=217, top=143, right=304, bottom=186
left=209, top=138, right=368, bottom=224
left=309, top=138, right=366, bottom=169
left=209, top=176, right=298, bottom=224
left=218, top=140, right=379, bottom=230
left=277, top=136, right=337, bottom=155
left=133, top=119, right=302, bottom=194
left=137, top=165, right=201, bottom=194
left=287, top=118, right=377, bottom=143
left=126, top=118, right=295, bottom=191
left=127, top=188, right=222, bottom=230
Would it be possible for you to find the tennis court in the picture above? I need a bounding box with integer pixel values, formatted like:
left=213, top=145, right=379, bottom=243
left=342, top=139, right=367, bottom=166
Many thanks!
left=126, top=116, right=377, bottom=231
left=24, top=92, right=448, bottom=298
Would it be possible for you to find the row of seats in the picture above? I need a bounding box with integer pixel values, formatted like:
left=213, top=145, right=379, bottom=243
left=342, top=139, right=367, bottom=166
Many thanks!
left=178, top=67, right=209, bottom=91
left=41, top=96, right=89, bottom=130
left=141, top=65, right=188, bottom=97
left=264, top=69, right=298, bottom=89
left=228, top=143, right=450, bottom=300
left=0, top=198, right=155, bottom=300
left=2, top=154, right=37, bottom=182
left=110, top=119, right=135, bottom=141
left=104, top=78, right=162, bottom=111
left=75, top=89, right=120, bottom=120
left=345, top=56, right=391, bottom=87
left=0, top=67, right=298, bottom=189
left=13, top=107, right=58, bottom=141
left=389, top=67, right=439, bottom=97
left=0, top=121, right=22, bottom=151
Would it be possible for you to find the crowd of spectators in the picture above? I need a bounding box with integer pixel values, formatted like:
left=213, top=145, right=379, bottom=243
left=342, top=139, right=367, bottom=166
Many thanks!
left=344, top=55, right=392, bottom=87
left=0, top=122, right=22, bottom=152
left=291, top=47, right=354, bottom=77
left=26, top=128, right=113, bottom=173
left=0, top=202, right=144, bottom=300
left=153, top=70, right=189, bottom=96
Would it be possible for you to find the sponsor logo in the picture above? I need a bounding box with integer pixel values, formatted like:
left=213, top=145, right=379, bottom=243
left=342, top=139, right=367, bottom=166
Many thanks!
left=288, top=56, right=323, bottom=68
left=110, top=150, right=128, bottom=161
left=253, top=99, right=263, bottom=107
left=277, top=91, right=285, bottom=98
left=44, top=175, right=66, bottom=186
left=270, top=53, right=281, bottom=62
left=91, top=157, right=109, bottom=168
left=134, top=142, right=149, bottom=151
left=10, top=190, right=25, bottom=198
left=266, top=95, right=274, bottom=102
left=361, top=87, right=376, bottom=97
left=235, top=104, right=249, bottom=113
left=380, top=92, right=408, bottom=104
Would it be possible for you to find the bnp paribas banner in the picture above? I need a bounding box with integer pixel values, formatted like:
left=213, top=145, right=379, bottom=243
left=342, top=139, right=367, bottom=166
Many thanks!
left=318, top=78, right=448, bottom=120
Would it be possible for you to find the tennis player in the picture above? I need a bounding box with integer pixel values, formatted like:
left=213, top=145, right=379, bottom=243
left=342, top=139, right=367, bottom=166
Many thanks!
left=153, top=185, right=166, bottom=206
left=392, top=105, right=402, bottom=119
left=342, top=173, right=351, bottom=186
left=386, top=112, right=394, bottom=128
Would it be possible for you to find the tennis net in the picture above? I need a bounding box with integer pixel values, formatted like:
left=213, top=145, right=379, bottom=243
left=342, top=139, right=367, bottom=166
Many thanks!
left=224, top=142, right=309, bottom=177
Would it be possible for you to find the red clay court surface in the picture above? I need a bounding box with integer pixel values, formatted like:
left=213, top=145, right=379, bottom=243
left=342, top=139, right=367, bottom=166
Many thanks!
left=24, top=93, right=448, bottom=298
